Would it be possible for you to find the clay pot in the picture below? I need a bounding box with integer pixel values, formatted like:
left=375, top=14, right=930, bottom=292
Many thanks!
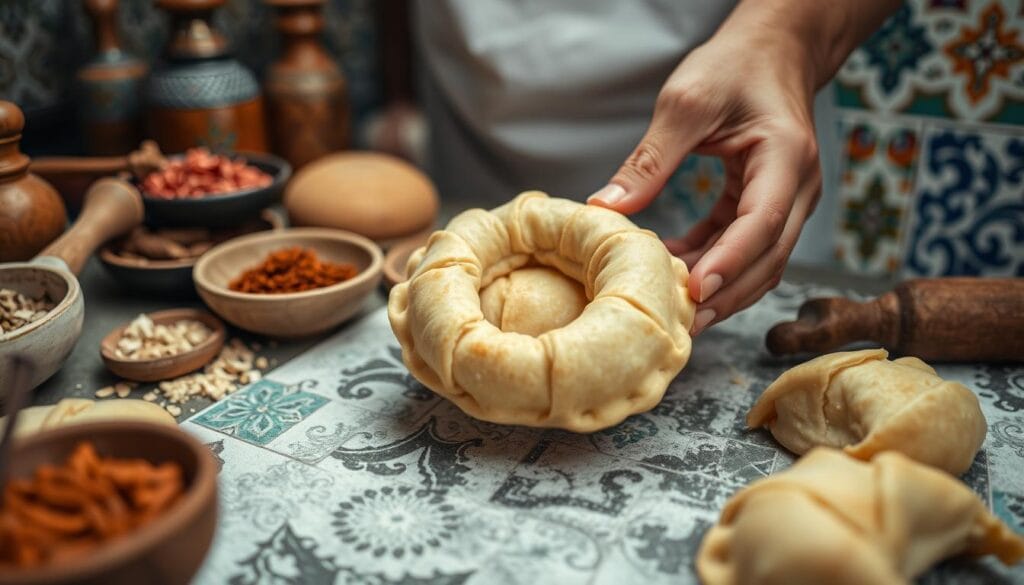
left=264, top=0, right=349, bottom=169
left=0, top=101, right=67, bottom=263
left=77, top=0, right=148, bottom=156
left=146, top=0, right=267, bottom=152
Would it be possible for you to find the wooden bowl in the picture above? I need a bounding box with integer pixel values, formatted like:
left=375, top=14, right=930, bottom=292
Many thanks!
left=0, top=422, right=218, bottom=585
left=139, top=151, right=291, bottom=228
left=383, top=232, right=429, bottom=291
left=193, top=227, right=383, bottom=337
left=100, top=308, right=226, bottom=382
left=98, top=210, right=285, bottom=298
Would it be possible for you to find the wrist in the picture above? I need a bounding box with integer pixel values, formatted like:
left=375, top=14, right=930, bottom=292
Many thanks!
left=715, top=0, right=901, bottom=90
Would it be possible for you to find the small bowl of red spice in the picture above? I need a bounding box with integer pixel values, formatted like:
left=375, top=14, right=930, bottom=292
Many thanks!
left=193, top=228, right=383, bottom=337
left=138, top=147, right=291, bottom=228
left=0, top=422, right=217, bottom=585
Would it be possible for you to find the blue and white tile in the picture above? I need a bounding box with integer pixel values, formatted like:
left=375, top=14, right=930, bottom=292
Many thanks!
left=190, top=379, right=328, bottom=446
left=592, top=497, right=715, bottom=585
left=270, top=310, right=442, bottom=423
left=318, top=400, right=541, bottom=502
left=833, top=114, right=924, bottom=275
left=904, top=125, right=1024, bottom=276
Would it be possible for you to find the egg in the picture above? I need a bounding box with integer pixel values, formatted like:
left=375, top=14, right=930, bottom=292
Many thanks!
left=284, top=152, right=438, bottom=242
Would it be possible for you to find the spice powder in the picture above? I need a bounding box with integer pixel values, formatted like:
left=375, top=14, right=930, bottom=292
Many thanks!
left=229, top=247, right=358, bottom=294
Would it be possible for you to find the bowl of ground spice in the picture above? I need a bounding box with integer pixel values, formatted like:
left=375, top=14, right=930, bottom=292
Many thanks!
left=0, top=421, right=217, bottom=585
left=193, top=228, right=383, bottom=337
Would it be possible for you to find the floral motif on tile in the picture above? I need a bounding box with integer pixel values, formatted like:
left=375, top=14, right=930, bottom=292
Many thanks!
left=863, top=4, right=936, bottom=96
left=834, top=117, right=922, bottom=275
left=944, top=3, right=1024, bottom=104
left=667, top=155, right=725, bottom=222
left=903, top=127, right=1024, bottom=276
left=837, top=0, right=1024, bottom=123
left=192, top=379, right=328, bottom=445
left=332, top=486, right=461, bottom=559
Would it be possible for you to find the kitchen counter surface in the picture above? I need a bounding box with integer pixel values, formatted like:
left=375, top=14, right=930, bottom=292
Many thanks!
left=30, top=258, right=1024, bottom=585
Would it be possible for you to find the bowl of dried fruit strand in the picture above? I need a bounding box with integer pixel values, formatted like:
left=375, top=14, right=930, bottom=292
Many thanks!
left=193, top=227, right=383, bottom=337
left=98, top=210, right=285, bottom=298
left=99, top=309, right=226, bottom=382
left=137, top=147, right=291, bottom=228
left=0, top=421, right=218, bottom=585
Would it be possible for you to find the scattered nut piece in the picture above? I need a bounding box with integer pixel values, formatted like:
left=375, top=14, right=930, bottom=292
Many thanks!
left=114, top=313, right=213, bottom=361
left=255, top=357, right=269, bottom=370
left=93, top=338, right=269, bottom=409
left=0, top=289, right=54, bottom=335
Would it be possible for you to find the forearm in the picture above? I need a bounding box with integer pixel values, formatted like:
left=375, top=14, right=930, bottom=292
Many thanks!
left=714, top=0, right=903, bottom=90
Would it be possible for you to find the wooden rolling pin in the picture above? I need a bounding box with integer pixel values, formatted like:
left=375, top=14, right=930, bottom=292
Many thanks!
left=767, top=278, right=1024, bottom=362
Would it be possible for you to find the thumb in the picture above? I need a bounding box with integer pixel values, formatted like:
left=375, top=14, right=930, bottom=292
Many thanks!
left=588, top=91, right=712, bottom=215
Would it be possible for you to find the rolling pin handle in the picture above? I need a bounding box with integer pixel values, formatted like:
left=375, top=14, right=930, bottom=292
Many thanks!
left=766, top=294, right=899, bottom=356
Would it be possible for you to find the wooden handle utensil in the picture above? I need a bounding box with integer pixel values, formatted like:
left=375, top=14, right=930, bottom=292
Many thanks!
left=39, top=177, right=145, bottom=275
left=767, top=278, right=1024, bottom=362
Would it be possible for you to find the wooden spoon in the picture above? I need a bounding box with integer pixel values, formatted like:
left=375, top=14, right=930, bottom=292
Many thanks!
left=100, top=308, right=226, bottom=382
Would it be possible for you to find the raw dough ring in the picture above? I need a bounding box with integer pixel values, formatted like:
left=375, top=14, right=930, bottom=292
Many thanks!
left=388, top=191, right=695, bottom=432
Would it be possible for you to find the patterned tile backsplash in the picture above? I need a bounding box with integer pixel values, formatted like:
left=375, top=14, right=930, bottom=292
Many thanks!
left=180, top=296, right=1024, bottom=585
left=668, top=0, right=1024, bottom=277
left=2, top=0, right=1021, bottom=275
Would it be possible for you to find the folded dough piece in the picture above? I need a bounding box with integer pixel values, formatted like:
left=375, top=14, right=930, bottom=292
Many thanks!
left=747, top=349, right=986, bottom=475
left=1, top=398, right=175, bottom=439
left=388, top=191, right=695, bottom=432
left=697, top=448, right=1024, bottom=585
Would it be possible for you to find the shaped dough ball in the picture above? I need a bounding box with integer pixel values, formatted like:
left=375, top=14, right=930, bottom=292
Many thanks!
left=696, top=449, right=1024, bottom=585
left=388, top=191, right=695, bottom=432
left=479, top=267, right=587, bottom=336
left=747, top=349, right=986, bottom=475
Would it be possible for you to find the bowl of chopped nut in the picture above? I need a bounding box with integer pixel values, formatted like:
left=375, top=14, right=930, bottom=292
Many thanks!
left=137, top=148, right=291, bottom=228
left=193, top=227, right=383, bottom=337
left=100, top=309, right=226, bottom=383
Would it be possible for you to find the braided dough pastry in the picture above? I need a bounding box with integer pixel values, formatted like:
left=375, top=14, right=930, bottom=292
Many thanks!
left=697, top=448, right=1024, bottom=585
left=388, top=191, right=695, bottom=431
left=747, top=349, right=986, bottom=475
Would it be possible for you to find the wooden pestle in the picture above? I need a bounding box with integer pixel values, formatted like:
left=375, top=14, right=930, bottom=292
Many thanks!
left=39, top=177, right=145, bottom=275
left=30, top=140, right=167, bottom=181
left=766, top=278, right=1024, bottom=362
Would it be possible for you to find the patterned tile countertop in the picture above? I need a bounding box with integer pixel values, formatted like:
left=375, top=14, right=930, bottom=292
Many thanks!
left=181, top=281, right=1024, bottom=585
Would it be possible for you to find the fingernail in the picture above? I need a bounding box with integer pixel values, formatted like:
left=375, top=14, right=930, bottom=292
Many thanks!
left=692, top=308, right=716, bottom=335
left=699, top=273, right=723, bottom=303
left=587, top=184, right=627, bottom=206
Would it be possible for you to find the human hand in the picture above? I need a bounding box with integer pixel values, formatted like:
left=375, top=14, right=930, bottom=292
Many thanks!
left=588, top=24, right=824, bottom=335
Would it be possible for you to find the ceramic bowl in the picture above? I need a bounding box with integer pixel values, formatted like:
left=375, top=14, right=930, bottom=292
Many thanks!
left=0, top=422, right=218, bottom=585
left=98, top=211, right=284, bottom=298
left=139, top=151, right=291, bottom=228
left=0, top=257, right=83, bottom=401
left=193, top=227, right=383, bottom=337
left=100, top=308, right=226, bottom=382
